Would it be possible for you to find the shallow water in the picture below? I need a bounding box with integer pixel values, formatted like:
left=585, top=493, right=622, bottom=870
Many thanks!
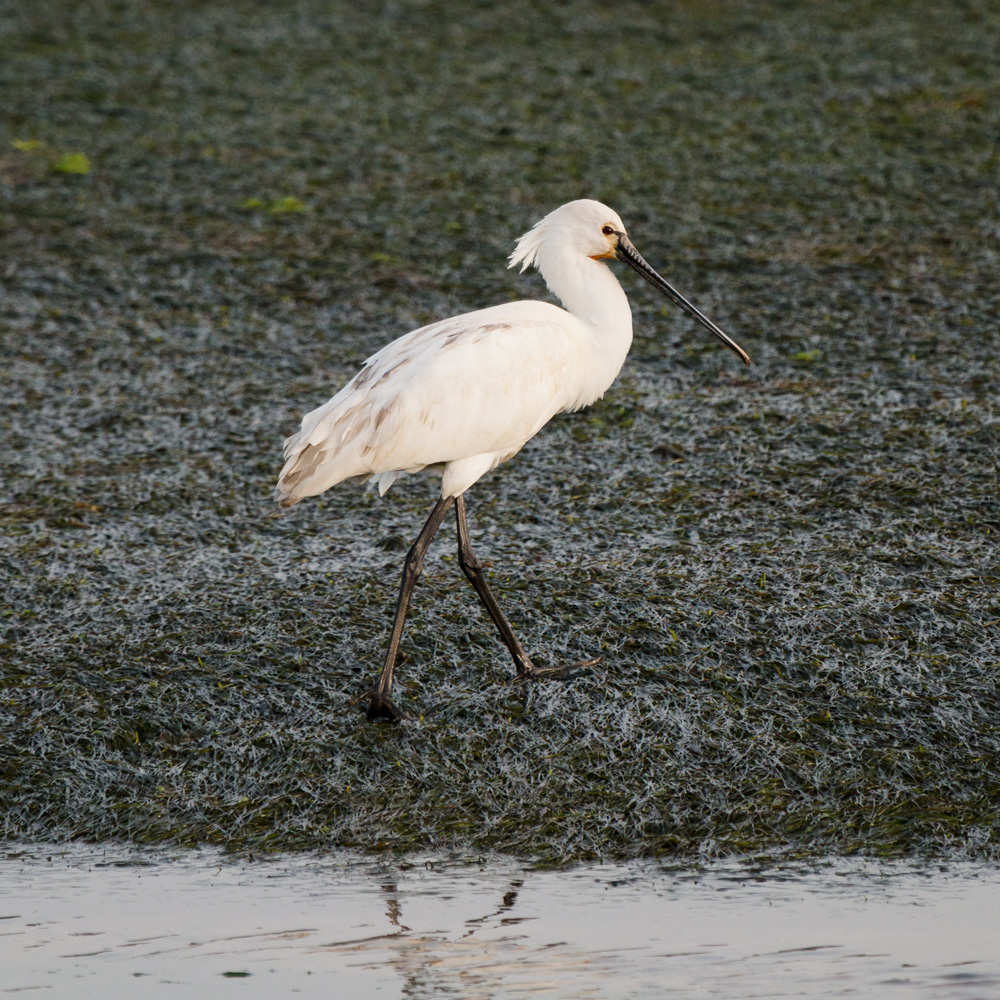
left=2, top=848, right=998, bottom=998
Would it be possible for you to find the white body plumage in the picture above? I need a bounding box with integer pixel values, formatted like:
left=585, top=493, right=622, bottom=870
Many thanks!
left=277, top=200, right=635, bottom=505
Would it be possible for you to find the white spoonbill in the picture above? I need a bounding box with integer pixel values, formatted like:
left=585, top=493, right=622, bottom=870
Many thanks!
left=277, top=199, right=749, bottom=720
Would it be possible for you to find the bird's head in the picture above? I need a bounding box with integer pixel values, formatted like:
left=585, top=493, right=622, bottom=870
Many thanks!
left=508, top=199, right=627, bottom=273
left=509, top=200, right=750, bottom=367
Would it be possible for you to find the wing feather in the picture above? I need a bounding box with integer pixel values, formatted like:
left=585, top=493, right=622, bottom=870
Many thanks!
left=276, top=301, right=584, bottom=505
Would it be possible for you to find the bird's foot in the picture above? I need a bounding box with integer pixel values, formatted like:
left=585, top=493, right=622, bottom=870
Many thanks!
left=348, top=687, right=413, bottom=722
left=515, top=656, right=601, bottom=683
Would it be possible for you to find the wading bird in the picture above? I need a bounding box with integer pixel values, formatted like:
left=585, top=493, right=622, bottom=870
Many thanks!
left=277, top=200, right=749, bottom=720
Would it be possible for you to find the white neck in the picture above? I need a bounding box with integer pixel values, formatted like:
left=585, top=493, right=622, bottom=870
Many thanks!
left=536, top=248, right=634, bottom=408
left=541, top=252, right=632, bottom=331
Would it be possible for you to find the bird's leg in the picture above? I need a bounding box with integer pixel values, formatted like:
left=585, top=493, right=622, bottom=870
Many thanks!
left=363, top=495, right=455, bottom=721
left=454, top=495, right=598, bottom=680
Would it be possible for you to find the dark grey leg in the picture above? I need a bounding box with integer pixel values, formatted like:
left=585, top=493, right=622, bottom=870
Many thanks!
left=364, top=495, right=454, bottom=720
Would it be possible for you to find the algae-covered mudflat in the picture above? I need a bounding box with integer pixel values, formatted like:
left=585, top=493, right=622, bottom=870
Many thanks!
left=1, top=1, right=998, bottom=859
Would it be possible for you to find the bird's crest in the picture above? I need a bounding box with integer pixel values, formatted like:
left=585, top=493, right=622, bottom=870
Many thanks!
left=507, top=218, right=548, bottom=274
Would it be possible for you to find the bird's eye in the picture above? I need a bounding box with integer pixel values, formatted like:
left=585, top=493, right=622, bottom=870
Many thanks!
left=602, top=225, right=615, bottom=236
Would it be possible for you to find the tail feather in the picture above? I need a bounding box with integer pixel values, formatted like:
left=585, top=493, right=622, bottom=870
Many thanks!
left=276, top=414, right=372, bottom=507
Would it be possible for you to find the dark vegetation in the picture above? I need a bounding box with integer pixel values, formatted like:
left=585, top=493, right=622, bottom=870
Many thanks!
left=1, top=0, right=998, bottom=860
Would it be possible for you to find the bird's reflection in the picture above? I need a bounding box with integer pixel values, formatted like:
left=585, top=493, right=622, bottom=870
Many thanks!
left=380, top=881, right=410, bottom=931
left=464, top=879, right=523, bottom=932
left=355, top=874, right=597, bottom=999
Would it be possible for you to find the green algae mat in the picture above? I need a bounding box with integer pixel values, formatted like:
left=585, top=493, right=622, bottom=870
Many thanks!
left=2, top=0, right=998, bottom=859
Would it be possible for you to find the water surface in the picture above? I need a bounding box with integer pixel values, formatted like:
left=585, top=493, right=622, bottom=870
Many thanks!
left=2, top=848, right=998, bottom=997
